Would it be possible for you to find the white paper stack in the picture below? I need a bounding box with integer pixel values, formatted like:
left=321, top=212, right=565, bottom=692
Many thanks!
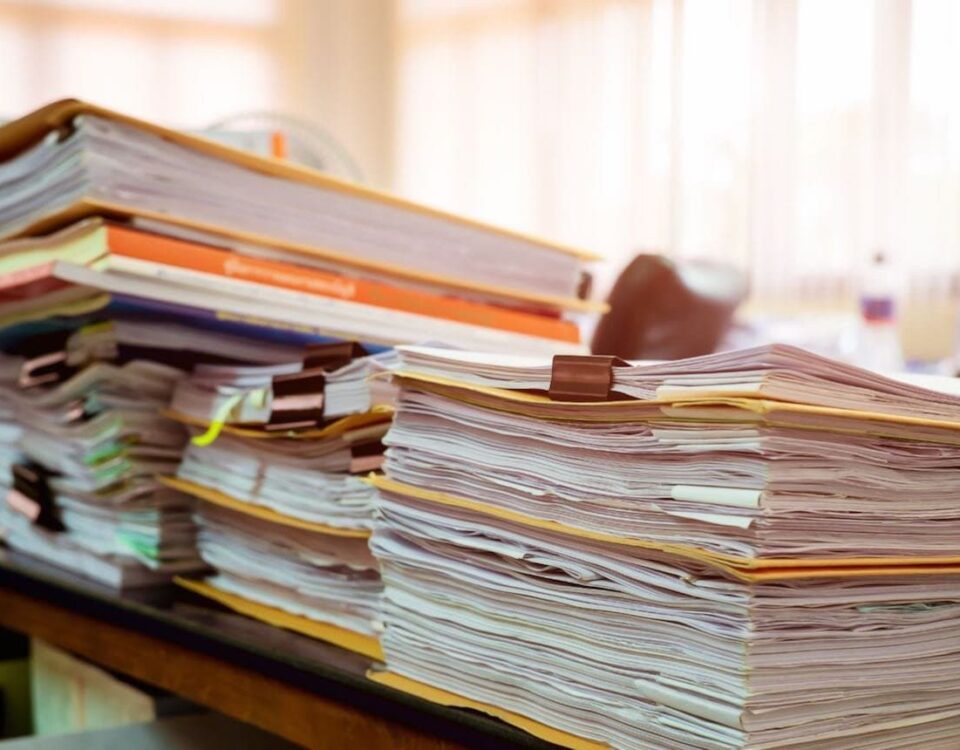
left=195, top=503, right=382, bottom=637
left=368, top=344, right=960, bottom=749
left=177, top=429, right=382, bottom=529
left=165, top=349, right=391, bottom=646
left=0, top=113, right=587, bottom=303
left=0, top=339, right=206, bottom=588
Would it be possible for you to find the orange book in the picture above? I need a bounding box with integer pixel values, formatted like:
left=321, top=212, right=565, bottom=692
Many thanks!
left=106, top=225, right=581, bottom=343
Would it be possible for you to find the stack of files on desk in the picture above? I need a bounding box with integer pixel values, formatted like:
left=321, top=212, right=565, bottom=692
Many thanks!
left=0, top=326, right=206, bottom=588
left=367, top=344, right=960, bottom=750
left=0, top=99, right=601, bottom=355
left=0, top=98, right=602, bottom=641
left=164, top=346, right=391, bottom=658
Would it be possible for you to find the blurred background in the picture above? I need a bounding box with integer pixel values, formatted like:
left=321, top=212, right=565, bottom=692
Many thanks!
left=1, top=0, right=959, bottom=363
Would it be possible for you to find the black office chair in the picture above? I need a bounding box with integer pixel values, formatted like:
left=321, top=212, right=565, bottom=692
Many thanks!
left=591, top=254, right=748, bottom=360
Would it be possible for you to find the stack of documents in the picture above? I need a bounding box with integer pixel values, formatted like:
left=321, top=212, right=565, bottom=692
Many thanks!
left=0, top=325, right=205, bottom=588
left=164, top=345, right=391, bottom=655
left=368, top=344, right=960, bottom=749
left=0, top=100, right=601, bottom=354
left=191, top=503, right=382, bottom=639
left=0, top=99, right=604, bottom=645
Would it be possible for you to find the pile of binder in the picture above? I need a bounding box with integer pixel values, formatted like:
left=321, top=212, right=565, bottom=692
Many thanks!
left=0, top=100, right=595, bottom=627
left=0, top=323, right=204, bottom=588
left=164, top=343, right=393, bottom=654
left=369, top=344, right=960, bottom=749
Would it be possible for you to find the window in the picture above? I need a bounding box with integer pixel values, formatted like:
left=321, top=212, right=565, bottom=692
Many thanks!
left=0, top=0, right=281, bottom=127
left=396, top=0, right=960, bottom=304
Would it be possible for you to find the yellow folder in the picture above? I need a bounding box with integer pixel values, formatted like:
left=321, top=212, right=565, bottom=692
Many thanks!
left=368, top=476, right=960, bottom=582
left=162, top=406, right=393, bottom=441
left=175, top=577, right=383, bottom=660
left=367, top=670, right=609, bottom=750
left=159, top=475, right=371, bottom=539
left=393, top=370, right=960, bottom=445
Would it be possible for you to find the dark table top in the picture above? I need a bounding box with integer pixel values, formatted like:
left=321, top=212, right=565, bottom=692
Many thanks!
left=0, top=549, right=561, bottom=750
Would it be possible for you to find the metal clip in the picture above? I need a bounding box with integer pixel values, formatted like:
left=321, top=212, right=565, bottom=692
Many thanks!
left=7, top=463, right=63, bottom=531
left=265, top=368, right=328, bottom=431
left=264, top=342, right=369, bottom=431
left=304, top=341, right=369, bottom=371
left=548, top=355, right=628, bottom=402
left=19, top=350, right=73, bottom=389
left=348, top=440, right=385, bottom=474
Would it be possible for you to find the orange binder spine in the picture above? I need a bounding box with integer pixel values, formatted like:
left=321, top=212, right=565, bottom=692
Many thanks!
left=106, top=225, right=580, bottom=343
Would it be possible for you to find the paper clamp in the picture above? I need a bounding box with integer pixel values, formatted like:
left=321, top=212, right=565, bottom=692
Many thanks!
left=304, top=341, right=369, bottom=371
left=6, top=463, right=64, bottom=532
left=548, top=354, right=628, bottom=402
left=266, top=342, right=370, bottom=431
left=265, top=368, right=329, bottom=431
left=16, top=329, right=77, bottom=389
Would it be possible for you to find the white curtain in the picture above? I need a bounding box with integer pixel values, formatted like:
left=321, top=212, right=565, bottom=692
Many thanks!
left=0, top=0, right=282, bottom=127
left=396, top=0, right=960, bottom=305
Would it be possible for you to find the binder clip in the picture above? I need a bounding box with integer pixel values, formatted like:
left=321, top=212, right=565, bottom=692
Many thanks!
left=19, top=350, right=72, bottom=389
left=15, top=330, right=76, bottom=389
left=265, top=368, right=329, bottom=431
left=548, top=355, right=628, bottom=402
left=349, top=440, right=386, bottom=474
left=6, top=463, right=63, bottom=532
left=265, top=342, right=369, bottom=431
left=304, top=342, right=369, bottom=371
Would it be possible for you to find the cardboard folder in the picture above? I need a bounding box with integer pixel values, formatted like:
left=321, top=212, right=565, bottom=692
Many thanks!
left=368, top=476, right=960, bottom=582
left=392, top=370, right=960, bottom=445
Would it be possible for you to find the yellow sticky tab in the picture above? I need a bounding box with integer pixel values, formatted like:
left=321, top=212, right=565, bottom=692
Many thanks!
left=190, top=390, right=248, bottom=446
left=78, top=320, right=114, bottom=336
left=191, top=420, right=225, bottom=447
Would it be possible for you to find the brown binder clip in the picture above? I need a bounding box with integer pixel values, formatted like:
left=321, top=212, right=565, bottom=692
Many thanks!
left=548, top=355, right=628, bottom=402
left=6, top=463, right=63, bottom=532
left=349, top=440, right=385, bottom=474
left=18, top=350, right=73, bottom=389
left=265, top=368, right=328, bottom=431
left=266, top=342, right=369, bottom=431
left=304, top=342, right=369, bottom=371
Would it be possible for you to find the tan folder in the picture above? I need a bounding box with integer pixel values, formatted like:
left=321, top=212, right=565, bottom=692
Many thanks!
left=392, top=370, right=960, bottom=445
left=175, top=577, right=383, bottom=660
left=368, top=476, right=960, bottom=583
left=0, top=99, right=604, bottom=313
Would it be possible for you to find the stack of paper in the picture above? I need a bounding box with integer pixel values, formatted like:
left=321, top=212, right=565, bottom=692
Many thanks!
left=167, top=349, right=398, bottom=436
left=193, top=503, right=382, bottom=638
left=164, top=348, right=392, bottom=655
left=0, top=98, right=603, bottom=601
left=368, top=344, right=960, bottom=749
left=0, top=100, right=601, bottom=354
left=0, top=325, right=205, bottom=588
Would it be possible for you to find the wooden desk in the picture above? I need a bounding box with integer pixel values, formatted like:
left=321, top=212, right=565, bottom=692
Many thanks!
left=0, top=551, right=558, bottom=750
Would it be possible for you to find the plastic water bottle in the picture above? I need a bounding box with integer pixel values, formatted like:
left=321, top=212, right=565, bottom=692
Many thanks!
left=855, top=252, right=904, bottom=372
